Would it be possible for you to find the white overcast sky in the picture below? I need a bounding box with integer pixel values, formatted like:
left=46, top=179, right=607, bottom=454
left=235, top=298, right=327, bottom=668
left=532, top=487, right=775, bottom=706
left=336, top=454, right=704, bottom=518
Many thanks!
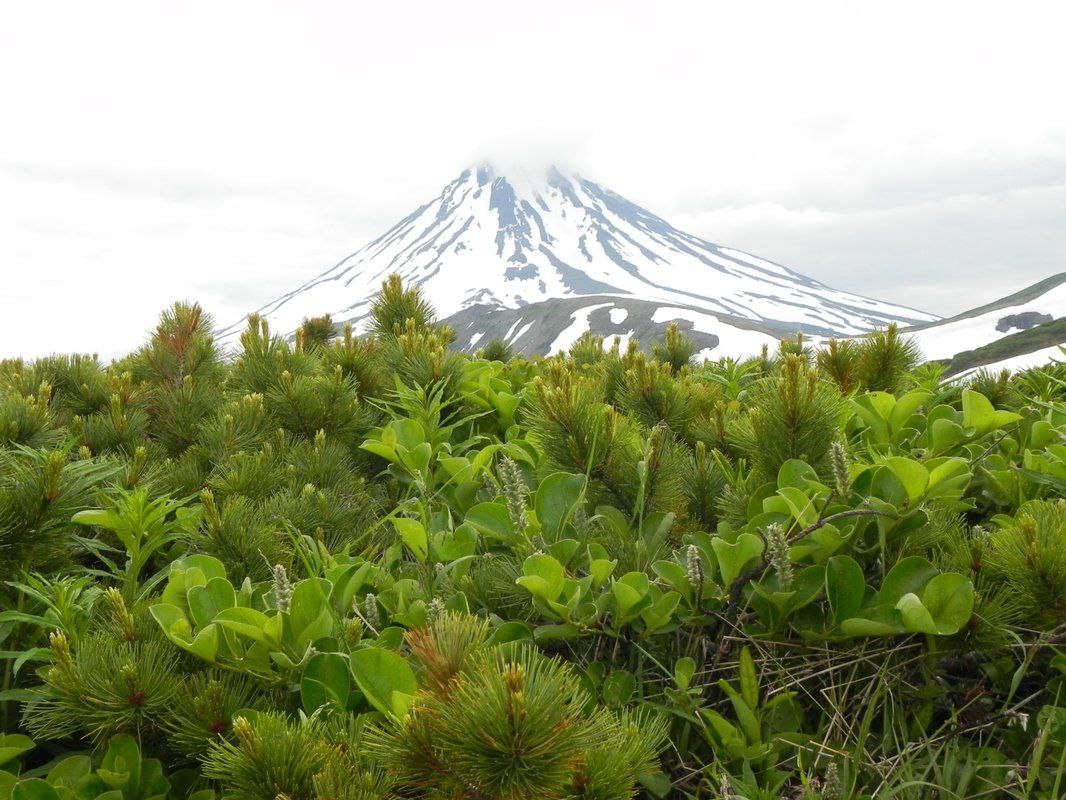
left=2, top=1, right=1065, bottom=359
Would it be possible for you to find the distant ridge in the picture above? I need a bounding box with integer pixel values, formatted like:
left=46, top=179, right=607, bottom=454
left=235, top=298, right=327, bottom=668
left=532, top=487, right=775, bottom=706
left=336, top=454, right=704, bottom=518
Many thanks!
left=217, top=163, right=937, bottom=356
left=902, top=273, right=1066, bottom=374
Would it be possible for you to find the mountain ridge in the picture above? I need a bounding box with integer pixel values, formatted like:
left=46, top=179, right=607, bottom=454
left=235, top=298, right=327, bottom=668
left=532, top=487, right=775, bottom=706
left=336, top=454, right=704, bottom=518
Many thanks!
left=216, top=163, right=937, bottom=354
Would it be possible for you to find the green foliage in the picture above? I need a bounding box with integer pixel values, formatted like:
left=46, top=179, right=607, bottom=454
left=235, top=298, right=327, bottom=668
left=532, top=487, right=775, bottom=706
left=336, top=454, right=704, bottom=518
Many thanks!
left=986, top=499, right=1066, bottom=627
left=368, top=274, right=436, bottom=337
left=366, top=619, right=666, bottom=800
left=730, top=354, right=843, bottom=481
left=855, top=323, right=921, bottom=392
left=0, top=281, right=1064, bottom=800
left=0, top=733, right=211, bottom=800
left=0, top=449, right=118, bottom=577
left=651, top=322, right=697, bottom=374
left=296, top=315, right=336, bottom=351
left=477, top=337, right=514, bottom=363
left=816, top=337, right=860, bottom=394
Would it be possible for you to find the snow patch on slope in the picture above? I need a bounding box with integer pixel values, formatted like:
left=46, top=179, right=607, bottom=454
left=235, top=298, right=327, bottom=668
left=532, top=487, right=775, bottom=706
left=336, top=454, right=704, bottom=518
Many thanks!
left=651, top=307, right=780, bottom=360
left=550, top=303, right=613, bottom=353
left=909, top=282, right=1066, bottom=361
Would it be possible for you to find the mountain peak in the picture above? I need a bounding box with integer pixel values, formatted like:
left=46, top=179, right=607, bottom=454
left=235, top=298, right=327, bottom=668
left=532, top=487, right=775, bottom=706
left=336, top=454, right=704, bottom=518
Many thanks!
left=216, top=163, right=939, bottom=352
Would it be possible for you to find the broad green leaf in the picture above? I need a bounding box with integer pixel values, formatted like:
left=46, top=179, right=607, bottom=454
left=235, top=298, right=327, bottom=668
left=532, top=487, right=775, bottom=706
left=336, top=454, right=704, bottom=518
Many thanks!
left=516, top=554, right=566, bottom=602
left=464, top=502, right=515, bottom=543
left=431, top=523, right=478, bottom=562
left=712, top=533, right=764, bottom=587
left=641, top=590, right=682, bottom=632
left=287, top=578, right=334, bottom=651
left=777, top=459, right=820, bottom=489
left=534, top=472, right=586, bottom=541
left=150, top=604, right=219, bottom=662
left=392, top=518, right=428, bottom=562
left=889, top=390, right=933, bottom=433
left=718, top=681, right=761, bottom=745
left=99, top=734, right=142, bottom=791
left=396, top=441, right=432, bottom=474
left=301, top=652, right=351, bottom=712
left=360, top=441, right=396, bottom=462
left=826, top=555, right=866, bottom=625
left=350, top=647, right=417, bottom=719
left=699, top=708, right=747, bottom=758
left=214, top=607, right=278, bottom=648
left=774, top=486, right=818, bottom=527
left=11, top=779, right=60, bottom=800
left=738, top=646, right=758, bottom=710
left=328, top=562, right=374, bottom=612
left=486, top=621, right=533, bottom=645
left=896, top=593, right=938, bottom=634
left=851, top=392, right=896, bottom=441
left=878, top=556, right=939, bottom=605
left=674, top=657, right=696, bottom=691
left=45, top=754, right=92, bottom=787
left=930, top=418, right=965, bottom=451
left=840, top=606, right=904, bottom=637
left=884, top=457, right=928, bottom=503
left=532, top=623, right=582, bottom=644
left=0, top=734, right=34, bottom=769
left=589, top=558, right=616, bottom=586
left=612, top=572, right=650, bottom=617
left=925, top=457, right=971, bottom=500
left=961, top=389, right=996, bottom=435
left=782, top=564, right=826, bottom=614
left=921, top=572, right=975, bottom=635
left=187, top=577, right=236, bottom=629
left=652, top=560, right=690, bottom=593
left=392, top=418, right=426, bottom=450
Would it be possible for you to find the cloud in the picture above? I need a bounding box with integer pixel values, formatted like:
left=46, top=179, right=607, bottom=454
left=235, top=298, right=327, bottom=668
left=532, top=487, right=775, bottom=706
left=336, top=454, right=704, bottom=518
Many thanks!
left=674, top=183, right=1066, bottom=314
left=1, top=0, right=1065, bottom=357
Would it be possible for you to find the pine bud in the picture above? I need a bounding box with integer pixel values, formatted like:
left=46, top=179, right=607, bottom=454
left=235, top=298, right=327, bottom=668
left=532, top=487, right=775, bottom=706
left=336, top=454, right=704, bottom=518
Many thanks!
left=343, top=617, right=363, bottom=647
left=272, top=564, right=292, bottom=613
left=104, top=587, right=137, bottom=642
left=764, top=523, right=793, bottom=590
left=201, top=489, right=221, bottom=531
left=232, top=716, right=256, bottom=748
left=43, top=451, right=64, bottom=501
left=830, top=440, right=850, bottom=496
left=503, top=663, right=526, bottom=724
left=49, top=630, right=73, bottom=673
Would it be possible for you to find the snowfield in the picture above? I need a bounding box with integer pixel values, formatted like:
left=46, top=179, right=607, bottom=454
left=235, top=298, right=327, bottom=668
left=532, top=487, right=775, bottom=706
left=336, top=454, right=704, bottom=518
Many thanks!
left=908, top=281, right=1066, bottom=362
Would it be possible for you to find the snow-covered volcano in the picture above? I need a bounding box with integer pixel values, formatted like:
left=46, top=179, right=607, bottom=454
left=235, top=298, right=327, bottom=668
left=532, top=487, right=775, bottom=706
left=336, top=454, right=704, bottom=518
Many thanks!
left=216, top=164, right=937, bottom=352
